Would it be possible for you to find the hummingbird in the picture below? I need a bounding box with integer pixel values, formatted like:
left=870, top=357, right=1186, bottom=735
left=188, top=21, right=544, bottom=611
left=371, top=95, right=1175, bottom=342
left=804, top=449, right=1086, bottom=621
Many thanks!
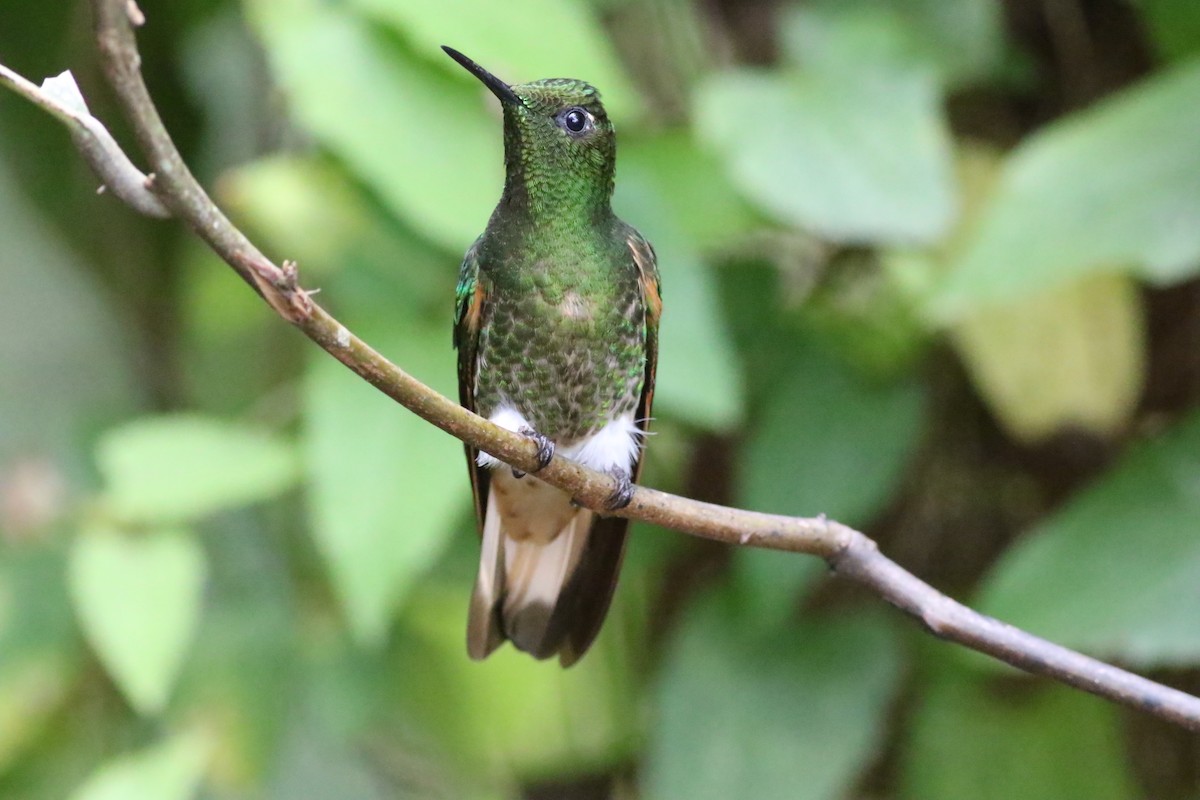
left=444, top=46, right=661, bottom=667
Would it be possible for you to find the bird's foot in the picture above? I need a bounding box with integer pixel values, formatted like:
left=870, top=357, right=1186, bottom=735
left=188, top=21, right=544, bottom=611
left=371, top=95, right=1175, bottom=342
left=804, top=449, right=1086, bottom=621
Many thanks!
left=511, top=426, right=555, bottom=479
left=604, top=468, right=635, bottom=511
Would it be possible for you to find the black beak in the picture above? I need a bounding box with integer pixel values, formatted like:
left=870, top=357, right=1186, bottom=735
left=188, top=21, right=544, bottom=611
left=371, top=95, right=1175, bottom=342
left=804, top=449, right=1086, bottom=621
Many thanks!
left=442, top=46, right=524, bottom=108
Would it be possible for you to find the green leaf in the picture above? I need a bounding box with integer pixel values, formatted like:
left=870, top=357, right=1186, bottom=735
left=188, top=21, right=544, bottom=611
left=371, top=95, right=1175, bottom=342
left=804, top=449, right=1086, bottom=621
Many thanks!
left=740, top=342, right=923, bottom=524
left=645, top=598, right=900, bottom=800
left=978, top=409, right=1200, bottom=666
left=345, top=0, right=640, bottom=121
left=781, top=0, right=1008, bottom=90
left=69, top=525, right=206, bottom=715
left=97, top=414, right=298, bottom=525
left=734, top=342, right=923, bottom=622
left=696, top=67, right=955, bottom=244
left=304, top=321, right=464, bottom=645
left=244, top=0, right=501, bottom=250
left=620, top=131, right=761, bottom=252
left=933, top=59, right=1200, bottom=317
left=69, top=730, right=209, bottom=800
left=951, top=273, right=1145, bottom=442
left=169, top=519, right=299, bottom=784
left=902, top=672, right=1136, bottom=800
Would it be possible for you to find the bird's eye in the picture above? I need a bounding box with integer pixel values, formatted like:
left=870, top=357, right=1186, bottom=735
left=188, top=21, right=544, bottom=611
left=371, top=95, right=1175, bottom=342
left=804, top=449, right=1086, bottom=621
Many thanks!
left=559, top=107, right=592, bottom=135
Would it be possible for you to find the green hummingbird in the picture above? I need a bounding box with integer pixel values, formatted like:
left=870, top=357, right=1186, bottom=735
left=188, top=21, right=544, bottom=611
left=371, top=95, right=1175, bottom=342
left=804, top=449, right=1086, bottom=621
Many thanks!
left=444, top=47, right=661, bottom=667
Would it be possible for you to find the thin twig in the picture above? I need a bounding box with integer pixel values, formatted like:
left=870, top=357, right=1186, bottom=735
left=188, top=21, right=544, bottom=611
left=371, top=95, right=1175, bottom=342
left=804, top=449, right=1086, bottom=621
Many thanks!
left=5, top=0, right=1199, bottom=730
left=0, top=64, right=168, bottom=217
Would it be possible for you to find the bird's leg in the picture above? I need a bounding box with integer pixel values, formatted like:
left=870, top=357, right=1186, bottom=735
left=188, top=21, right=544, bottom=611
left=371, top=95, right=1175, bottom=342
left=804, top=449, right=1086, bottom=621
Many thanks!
left=604, top=467, right=634, bottom=511
left=511, top=426, right=555, bottom=479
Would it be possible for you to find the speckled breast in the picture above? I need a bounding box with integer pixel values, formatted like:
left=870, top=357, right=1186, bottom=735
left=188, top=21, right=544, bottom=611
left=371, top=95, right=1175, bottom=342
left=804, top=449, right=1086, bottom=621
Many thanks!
left=474, top=268, right=645, bottom=444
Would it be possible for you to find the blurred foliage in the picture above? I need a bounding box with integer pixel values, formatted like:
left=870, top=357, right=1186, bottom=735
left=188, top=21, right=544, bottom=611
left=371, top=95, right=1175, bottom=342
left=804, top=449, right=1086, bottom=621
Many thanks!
left=1, top=0, right=1199, bottom=798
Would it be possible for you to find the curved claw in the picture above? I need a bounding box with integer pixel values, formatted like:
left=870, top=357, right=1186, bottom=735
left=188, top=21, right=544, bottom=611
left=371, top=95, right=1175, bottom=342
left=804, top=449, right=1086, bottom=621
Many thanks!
left=604, top=468, right=634, bottom=511
left=516, top=426, right=555, bottom=474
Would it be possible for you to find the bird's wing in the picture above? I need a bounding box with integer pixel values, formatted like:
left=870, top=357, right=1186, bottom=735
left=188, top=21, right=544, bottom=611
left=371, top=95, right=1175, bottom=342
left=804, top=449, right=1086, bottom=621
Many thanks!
left=454, top=237, right=490, bottom=534
left=628, top=226, right=661, bottom=478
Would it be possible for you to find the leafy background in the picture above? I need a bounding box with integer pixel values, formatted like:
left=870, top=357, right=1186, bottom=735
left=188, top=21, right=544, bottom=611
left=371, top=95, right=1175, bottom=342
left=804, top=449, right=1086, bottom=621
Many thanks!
left=1, top=0, right=1199, bottom=797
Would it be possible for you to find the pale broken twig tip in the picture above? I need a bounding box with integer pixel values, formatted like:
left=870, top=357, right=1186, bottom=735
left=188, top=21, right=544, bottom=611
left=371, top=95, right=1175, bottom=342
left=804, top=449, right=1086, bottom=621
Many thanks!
left=0, top=63, right=169, bottom=217
left=125, top=0, right=145, bottom=27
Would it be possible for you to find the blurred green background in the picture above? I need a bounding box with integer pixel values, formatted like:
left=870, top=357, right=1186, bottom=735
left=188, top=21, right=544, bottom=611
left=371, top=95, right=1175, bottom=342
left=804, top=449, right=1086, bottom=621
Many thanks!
left=1, top=0, right=1199, bottom=797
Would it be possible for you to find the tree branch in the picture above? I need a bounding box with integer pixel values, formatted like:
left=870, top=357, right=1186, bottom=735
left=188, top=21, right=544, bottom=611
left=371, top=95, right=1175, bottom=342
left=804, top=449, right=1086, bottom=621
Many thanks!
left=4, top=0, right=1198, bottom=730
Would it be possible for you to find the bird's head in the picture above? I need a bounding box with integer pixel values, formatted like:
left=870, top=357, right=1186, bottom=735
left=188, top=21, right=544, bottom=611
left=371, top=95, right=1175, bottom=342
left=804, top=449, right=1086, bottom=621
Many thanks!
left=443, top=47, right=616, bottom=213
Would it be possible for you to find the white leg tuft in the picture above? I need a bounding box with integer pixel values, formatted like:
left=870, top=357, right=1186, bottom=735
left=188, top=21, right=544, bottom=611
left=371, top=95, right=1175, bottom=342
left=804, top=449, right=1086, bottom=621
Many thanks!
left=477, top=405, right=533, bottom=469
left=560, top=413, right=642, bottom=475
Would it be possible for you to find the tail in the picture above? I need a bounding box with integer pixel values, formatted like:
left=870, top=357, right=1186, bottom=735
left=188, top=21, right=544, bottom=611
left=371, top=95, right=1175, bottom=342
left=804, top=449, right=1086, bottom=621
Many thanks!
left=466, top=471, right=628, bottom=666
